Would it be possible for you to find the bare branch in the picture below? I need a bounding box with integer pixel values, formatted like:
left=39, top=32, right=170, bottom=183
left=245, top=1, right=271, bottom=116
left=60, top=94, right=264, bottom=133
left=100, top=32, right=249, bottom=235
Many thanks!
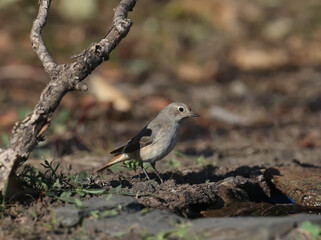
left=30, top=0, right=58, bottom=76
left=0, top=0, right=137, bottom=192
left=70, top=0, right=135, bottom=83
left=114, top=0, right=136, bottom=23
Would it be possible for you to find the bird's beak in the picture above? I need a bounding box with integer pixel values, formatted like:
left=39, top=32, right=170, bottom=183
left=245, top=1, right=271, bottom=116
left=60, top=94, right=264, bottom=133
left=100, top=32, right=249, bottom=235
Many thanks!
left=189, top=112, right=199, bottom=117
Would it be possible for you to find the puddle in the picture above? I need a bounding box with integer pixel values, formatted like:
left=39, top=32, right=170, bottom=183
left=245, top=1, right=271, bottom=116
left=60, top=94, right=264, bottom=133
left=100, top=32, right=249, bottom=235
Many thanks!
left=194, top=173, right=321, bottom=218
left=198, top=187, right=321, bottom=217
left=200, top=201, right=319, bottom=217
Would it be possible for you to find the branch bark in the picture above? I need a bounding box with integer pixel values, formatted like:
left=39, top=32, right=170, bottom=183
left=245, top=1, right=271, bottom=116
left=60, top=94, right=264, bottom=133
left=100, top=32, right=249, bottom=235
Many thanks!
left=0, top=0, right=137, bottom=192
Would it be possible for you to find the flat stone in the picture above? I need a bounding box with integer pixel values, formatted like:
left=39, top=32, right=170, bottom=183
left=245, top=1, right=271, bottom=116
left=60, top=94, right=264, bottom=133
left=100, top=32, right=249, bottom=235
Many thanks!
left=86, top=211, right=321, bottom=239
left=265, top=166, right=321, bottom=208
left=85, top=209, right=184, bottom=235
left=189, top=214, right=321, bottom=240
left=54, top=195, right=141, bottom=227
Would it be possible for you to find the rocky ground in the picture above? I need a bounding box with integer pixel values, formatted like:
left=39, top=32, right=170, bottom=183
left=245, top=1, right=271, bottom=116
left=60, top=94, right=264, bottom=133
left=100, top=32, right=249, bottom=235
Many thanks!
left=1, top=67, right=321, bottom=239
left=1, top=0, right=321, bottom=239
left=1, top=160, right=320, bottom=239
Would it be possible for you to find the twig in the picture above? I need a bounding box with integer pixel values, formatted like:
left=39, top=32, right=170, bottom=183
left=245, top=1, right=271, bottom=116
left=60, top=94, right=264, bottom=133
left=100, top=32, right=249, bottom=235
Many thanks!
left=30, top=0, right=58, bottom=75
left=0, top=0, right=137, bottom=192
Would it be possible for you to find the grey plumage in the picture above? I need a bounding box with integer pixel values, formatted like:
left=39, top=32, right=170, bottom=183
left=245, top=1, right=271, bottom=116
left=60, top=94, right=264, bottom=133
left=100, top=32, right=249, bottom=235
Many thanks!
left=97, top=102, right=198, bottom=182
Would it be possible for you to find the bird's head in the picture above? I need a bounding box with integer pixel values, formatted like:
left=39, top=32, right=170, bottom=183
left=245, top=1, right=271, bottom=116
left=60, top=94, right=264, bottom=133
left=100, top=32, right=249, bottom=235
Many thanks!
left=162, top=102, right=199, bottom=123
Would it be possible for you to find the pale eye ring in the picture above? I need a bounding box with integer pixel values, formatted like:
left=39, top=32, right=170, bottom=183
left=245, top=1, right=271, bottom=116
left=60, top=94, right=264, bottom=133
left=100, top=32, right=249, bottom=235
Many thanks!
left=178, top=107, right=184, bottom=112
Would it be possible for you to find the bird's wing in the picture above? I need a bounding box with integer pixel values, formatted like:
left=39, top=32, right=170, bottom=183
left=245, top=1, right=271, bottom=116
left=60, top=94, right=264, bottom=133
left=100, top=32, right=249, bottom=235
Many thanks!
left=110, top=123, right=162, bottom=155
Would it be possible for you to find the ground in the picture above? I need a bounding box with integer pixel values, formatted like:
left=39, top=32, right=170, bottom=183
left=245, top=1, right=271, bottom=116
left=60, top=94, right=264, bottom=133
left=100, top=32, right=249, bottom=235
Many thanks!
left=0, top=0, right=321, bottom=239
left=1, top=68, right=321, bottom=239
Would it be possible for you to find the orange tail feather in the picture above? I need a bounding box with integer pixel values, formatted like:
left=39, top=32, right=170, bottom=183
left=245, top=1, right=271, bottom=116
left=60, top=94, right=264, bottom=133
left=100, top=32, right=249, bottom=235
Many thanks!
left=96, top=154, right=129, bottom=173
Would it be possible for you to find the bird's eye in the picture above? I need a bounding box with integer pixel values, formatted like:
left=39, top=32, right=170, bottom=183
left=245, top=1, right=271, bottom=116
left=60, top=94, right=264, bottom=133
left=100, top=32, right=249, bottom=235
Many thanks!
left=178, top=107, right=184, bottom=112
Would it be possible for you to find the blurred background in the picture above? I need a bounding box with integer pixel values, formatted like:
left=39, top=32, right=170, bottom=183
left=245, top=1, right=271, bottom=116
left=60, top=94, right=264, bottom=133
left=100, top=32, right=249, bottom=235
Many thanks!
left=0, top=0, right=320, bottom=169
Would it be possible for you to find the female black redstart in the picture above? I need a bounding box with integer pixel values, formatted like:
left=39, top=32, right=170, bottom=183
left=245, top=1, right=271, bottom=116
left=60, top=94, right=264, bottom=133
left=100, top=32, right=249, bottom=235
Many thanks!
left=97, top=102, right=198, bottom=182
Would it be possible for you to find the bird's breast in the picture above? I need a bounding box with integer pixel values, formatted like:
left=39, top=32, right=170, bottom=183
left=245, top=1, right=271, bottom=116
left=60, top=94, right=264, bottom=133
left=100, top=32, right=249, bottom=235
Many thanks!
left=139, top=124, right=180, bottom=162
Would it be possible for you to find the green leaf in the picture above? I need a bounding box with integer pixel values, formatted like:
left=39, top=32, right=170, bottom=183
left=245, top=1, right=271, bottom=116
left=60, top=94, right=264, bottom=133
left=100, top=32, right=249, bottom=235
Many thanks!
left=101, top=209, right=119, bottom=217
left=74, top=171, right=90, bottom=185
left=53, top=179, right=62, bottom=188
left=42, top=223, right=54, bottom=230
left=173, top=227, right=187, bottom=238
left=60, top=191, right=72, bottom=198
left=109, top=163, right=124, bottom=170
left=58, top=192, right=78, bottom=204
left=108, top=185, right=122, bottom=194
left=167, top=158, right=181, bottom=168
left=196, top=155, right=207, bottom=166
left=53, top=163, right=60, bottom=174
left=41, top=182, right=48, bottom=191
left=105, top=194, right=112, bottom=201
left=117, top=204, right=122, bottom=210
left=45, top=191, right=56, bottom=197
left=75, top=188, right=86, bottom=197
left=300, top=221, right=321, bottom=238
left=74, top=198, right=86, bottom=208
left=41, top=156, right=49, bottom=167
left=82, top=188, right=107, bottom=194
left=90, top=210, right=100, bottom=219
left=118, top=191, right=137, bottom=196
left=140, top=208, right=150, bottom=214
left=58, top=196, right=76, bottom=204
left=143, top=162, right=151, bottom=169
left=124, top=160, right=139, bottom=170
left=40, top=156, right=59, bottom=179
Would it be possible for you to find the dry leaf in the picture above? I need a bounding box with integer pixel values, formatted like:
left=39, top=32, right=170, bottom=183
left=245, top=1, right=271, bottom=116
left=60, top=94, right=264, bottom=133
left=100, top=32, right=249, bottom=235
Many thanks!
left=88, top=74, right=131, bottom=112
left=230, top=45, right=288, bottom=70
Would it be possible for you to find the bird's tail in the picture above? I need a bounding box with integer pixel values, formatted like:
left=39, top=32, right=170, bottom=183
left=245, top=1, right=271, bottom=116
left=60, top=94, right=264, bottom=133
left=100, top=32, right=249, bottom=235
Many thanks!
left=96, top=154, right=129, bottom=173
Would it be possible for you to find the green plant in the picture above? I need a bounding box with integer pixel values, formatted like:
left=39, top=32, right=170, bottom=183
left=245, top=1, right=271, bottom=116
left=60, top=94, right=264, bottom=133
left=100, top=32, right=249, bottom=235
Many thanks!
left=17, top=156, right=162, bottom=214
left=18, top=156, right=63, bottom=193
left=108, top=160, right=151, bottom=171
left=140, top=208, right=151, bottom=214
left=18, top=157, right=108, bottom=206
left=89, top=210, right=100, bottom=219
left=297, top=221, right=321, bottom=240
left=125, top=160, right=151, bottom=171
left=166, top=158, right=181, bottom=168
left=89, top=202, right=121, bottom=219
left=141, top=222, right=200, bottom=240
left=43, top=211, right=58, bottom=230
left=101, top=208, right=119, bottom=217
left=109, top=163, right=124, bottom=171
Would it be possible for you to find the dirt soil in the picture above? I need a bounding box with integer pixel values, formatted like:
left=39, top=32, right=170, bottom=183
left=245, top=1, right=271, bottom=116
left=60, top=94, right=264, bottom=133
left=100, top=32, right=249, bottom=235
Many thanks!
left=1, top=68, right=321, bottom=239
left=1, top=0, right=321, bottom=238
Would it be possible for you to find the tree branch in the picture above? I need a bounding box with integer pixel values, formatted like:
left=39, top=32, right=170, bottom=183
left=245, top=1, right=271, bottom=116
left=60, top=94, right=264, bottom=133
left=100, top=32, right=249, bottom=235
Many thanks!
left=30, top=0, right=58, bottom=76
left=0, top=0, right=137, bottom=192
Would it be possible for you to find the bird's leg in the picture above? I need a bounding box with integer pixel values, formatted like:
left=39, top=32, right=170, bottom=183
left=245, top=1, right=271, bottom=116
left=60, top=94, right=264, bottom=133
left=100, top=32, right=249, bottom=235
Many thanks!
left=139, top=161, right=151, bottom=181
left=151, top=162, right=164, bottom=183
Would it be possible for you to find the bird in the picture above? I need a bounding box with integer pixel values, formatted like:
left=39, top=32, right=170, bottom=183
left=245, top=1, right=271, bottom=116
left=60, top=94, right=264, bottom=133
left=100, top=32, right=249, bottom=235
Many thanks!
left=96, top=102, right=199, bottom=183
